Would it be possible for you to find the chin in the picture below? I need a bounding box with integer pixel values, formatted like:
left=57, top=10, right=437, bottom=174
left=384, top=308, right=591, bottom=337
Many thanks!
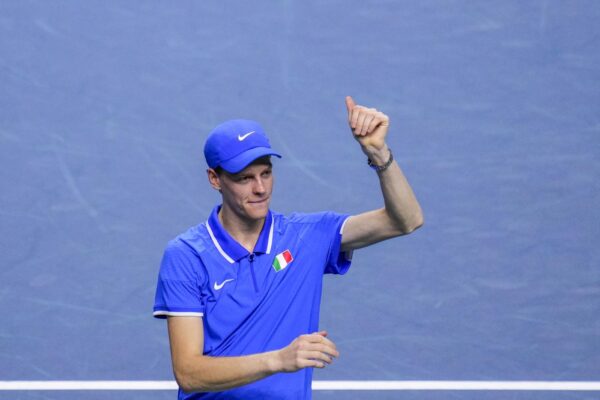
left=246, top=202, right=270, bottom=220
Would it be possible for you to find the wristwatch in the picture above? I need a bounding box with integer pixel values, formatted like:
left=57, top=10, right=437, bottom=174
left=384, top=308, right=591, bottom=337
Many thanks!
left=367, top=148, right=394, bottom=172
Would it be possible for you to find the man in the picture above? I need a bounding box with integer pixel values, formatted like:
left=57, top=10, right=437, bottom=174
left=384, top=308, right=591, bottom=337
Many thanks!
left=153, top=96, right=423, bottom=399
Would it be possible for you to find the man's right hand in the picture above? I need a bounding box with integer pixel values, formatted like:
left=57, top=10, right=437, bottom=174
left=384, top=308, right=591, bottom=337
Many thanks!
left=274, top=331, right=340, bottom=372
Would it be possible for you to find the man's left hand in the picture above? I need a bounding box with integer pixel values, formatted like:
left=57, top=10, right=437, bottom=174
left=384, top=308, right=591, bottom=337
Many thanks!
left=345, top=96, right=390, bottom=163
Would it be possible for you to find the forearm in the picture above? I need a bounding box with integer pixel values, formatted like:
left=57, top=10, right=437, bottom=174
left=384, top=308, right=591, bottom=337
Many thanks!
left=367, top=145, right=423, bottom=233
left=169, top=316, right=336, bottom=394
left=174, top=350, right=280, bottom=393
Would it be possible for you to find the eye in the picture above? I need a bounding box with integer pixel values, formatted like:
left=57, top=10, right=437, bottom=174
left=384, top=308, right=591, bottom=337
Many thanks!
left=262, top=169, right=272, bottom=178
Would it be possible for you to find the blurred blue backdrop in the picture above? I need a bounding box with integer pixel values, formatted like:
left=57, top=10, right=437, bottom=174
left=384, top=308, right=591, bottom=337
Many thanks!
left=1, top=1, right=599, bottom=399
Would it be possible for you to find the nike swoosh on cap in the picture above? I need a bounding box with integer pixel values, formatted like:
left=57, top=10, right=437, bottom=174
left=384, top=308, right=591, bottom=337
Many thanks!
left=237, top=131, right=255, bottom=141
left=214, top=278, right=235, bottom=290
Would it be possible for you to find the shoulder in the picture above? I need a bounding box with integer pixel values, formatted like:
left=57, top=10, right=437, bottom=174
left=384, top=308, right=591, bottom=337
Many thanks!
left=160, top=223, right=210, bottom=270
left=159, top=224, right=211, bottom=281
left=286, top=211, right=348, bottom=224
left=280, top=211, right=348, bottom=225
left=165, top=223, right=211, bottom=256
left=273, top=211, right=349, bottom=236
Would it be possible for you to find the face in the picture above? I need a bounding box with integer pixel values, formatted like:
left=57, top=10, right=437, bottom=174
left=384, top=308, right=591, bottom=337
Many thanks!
left=208, top=161, right=273, bottom=224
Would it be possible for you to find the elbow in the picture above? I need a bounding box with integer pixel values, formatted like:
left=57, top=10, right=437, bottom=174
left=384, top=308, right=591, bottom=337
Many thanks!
left=396, top=212, right=424, bottom=235
left=174, top=369, right=198, bottom=393
left=173, top=362, right=210, bottom=393
left=178, top=382, right=196, bottom=394
left=411, top=212, right=425, bottom=232
left=175, top=374, right=211, bottom=394
left=407, top=216, right=424, bottom=234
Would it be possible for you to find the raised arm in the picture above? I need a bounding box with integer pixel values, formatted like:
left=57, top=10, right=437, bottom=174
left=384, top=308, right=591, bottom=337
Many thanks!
left=167, top=316, right=339, bottom=393
left=341, top=96, right=424, bottom=252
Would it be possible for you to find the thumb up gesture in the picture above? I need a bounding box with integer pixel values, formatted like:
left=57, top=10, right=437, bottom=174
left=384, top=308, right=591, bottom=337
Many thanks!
left=345, top=96, right=390, bottom=153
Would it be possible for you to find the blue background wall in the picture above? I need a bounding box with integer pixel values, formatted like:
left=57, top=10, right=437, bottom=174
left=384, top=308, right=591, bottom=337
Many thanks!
left=1, top=1, right=599, bottom=399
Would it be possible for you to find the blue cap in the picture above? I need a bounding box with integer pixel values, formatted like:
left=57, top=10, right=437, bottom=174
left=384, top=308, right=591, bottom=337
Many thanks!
left=204, top=119, right=282, bottom=173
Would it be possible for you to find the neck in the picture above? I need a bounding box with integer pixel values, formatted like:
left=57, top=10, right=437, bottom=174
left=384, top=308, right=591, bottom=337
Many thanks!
left=218, top=206, right=265, bottom=253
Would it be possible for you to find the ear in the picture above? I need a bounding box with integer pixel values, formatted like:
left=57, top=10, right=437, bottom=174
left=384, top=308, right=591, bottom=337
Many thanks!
left=207, top=168, right=222, bottom=191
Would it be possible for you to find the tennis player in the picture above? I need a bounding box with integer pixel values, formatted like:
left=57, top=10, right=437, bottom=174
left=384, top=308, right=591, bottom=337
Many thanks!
left=153, top=96, right=423, bottom=399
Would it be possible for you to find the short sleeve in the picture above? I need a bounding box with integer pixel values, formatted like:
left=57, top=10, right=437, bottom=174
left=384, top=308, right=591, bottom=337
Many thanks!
left=153, top=240, right=206, bottom=319
left=322, top=212, right=353, bottom=275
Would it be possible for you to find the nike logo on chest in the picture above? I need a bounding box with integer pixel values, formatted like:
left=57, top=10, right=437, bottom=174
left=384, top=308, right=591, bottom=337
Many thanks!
left=214, top=279, right=235, bottom=290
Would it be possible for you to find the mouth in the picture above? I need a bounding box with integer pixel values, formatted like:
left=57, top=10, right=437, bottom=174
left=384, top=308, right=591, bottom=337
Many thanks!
left=248, top=197, right=269, bottom=205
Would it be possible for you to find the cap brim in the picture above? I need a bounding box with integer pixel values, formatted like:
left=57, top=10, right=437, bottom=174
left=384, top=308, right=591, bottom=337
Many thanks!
left=220, top=147, right=282, bottom=173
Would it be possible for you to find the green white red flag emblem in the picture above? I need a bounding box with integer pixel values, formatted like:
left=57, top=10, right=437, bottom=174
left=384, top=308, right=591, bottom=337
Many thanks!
left=272, top=249, right=293, bottom=272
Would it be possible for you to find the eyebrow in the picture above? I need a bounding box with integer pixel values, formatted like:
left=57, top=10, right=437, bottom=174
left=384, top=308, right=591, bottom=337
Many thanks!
left=227, top=165, right=271, bottom=179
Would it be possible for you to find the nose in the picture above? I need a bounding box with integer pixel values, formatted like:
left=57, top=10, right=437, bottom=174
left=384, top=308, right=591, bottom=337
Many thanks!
left=253, top=177, right=266, bottom=194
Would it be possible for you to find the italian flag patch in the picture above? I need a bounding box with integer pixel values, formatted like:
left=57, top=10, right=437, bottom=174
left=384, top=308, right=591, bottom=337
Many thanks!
left=272, top=249, right=293, bottom=272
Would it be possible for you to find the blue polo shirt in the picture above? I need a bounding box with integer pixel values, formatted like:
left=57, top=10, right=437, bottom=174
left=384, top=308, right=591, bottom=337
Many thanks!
left=153, top=205, right=352, bottom=400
